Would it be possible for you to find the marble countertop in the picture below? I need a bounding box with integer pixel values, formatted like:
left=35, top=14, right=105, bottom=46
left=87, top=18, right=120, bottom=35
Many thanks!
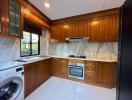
left=0, top=56, right=52, bottom=71
left=19, top=56, right=52, bottom=65
left=52, top=56, right=118, bottom=62
left=0, top=55, right=117, bottom=71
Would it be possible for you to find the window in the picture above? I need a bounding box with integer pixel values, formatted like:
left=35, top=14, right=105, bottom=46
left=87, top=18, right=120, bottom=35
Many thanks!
left=21, top=31, right=40, bottom=57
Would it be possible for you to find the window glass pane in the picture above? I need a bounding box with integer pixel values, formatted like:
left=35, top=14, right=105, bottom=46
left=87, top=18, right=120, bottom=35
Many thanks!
left=21, top=31, right=31, bottom=56
left=32, top=34, right=39, bottom=55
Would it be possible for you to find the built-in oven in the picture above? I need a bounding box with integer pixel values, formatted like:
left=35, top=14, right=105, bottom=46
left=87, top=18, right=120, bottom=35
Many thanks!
left=68, top=62, right=84, bottom=80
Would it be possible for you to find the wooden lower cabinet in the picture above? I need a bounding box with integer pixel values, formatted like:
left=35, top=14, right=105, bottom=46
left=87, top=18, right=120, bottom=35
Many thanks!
left=52, top=58, right=117, bottom=88
left=96, top=62, right=117, bottom=88
left=24, top=59, right=52, bottom=97
left=52, top=58, right=68, bottom=78
left=85, top=61, right=96, bottom=83
left=85, top=61, right=117, bottom=88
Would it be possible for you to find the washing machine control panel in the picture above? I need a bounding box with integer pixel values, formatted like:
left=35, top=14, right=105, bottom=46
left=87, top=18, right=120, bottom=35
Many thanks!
left=16, top=67, right=24, bottom=77
left=16, top=67, right=23, bottom=72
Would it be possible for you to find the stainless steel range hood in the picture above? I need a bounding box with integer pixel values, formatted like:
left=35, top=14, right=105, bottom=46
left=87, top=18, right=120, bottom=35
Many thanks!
left=66, top=37, right=89, bottom=42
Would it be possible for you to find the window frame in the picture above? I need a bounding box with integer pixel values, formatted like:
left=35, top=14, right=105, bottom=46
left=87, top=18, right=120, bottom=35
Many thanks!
left=20, top=32, right=40, bottom=57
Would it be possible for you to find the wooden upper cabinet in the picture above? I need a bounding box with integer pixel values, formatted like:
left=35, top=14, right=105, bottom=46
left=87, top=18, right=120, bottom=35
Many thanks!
left=66, top=20, right=89, bottom=38
left=51, top=24, right=67, bottom=42
left=89, top=16, right=109, bottom=42
left=89, top=15, right=119, bottom=42
left=0, top=0, right=51, bottom=38
left=9, top=0, right=21, bottom=36
left=0, top=0, right=9, bottom=34
left=67, top=22, right=78, bottom=37
left=108, top=15, right=119, bottom=41
left=51, top=9, right=119, bottom=42
left=0, top=0, right=23, bottom=38
left=78, top=20, right=90, bottom=37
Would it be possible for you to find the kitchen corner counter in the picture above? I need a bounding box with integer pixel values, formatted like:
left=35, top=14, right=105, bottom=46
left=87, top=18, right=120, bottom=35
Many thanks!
left=0, top=56, right=52, bottom=71
left=21, top=56, right=52, bottom=65
left=0, top=55, right=117, bottom=71
left=52, top=56, right=118, bottom=62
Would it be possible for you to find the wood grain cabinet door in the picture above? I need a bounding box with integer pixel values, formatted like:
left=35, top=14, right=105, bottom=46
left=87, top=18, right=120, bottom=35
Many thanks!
left=89, top=17, right=109, bottom=42
left=24, top=63, right=37, bottom=97
left=35, top=59, right=52, bottom=86
left=96, top=62, right=117, bottom=88
left=0, top=0, right=9, bottom=34
left=76, top=20, right=90, bottom=37
left=0, top=0, right=23, bottom=37
left=107, top=15, right=119, bottom=41
left=67, top=22, right=78, bottom=38
left=24, top=59, right=52, bottom=97
left=51, top=24, right=67, bottom=42
left=52, top=58, right=68, bottom=78
left=66, top=21, right=89, bottom=38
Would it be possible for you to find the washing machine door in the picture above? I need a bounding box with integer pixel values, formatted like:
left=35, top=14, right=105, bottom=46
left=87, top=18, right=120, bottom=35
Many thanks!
left=0, top=77, right=23, bottom=100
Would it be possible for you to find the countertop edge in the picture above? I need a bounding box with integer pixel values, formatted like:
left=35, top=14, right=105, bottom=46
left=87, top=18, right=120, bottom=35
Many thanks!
left=51, top=56, right=117, bottom=63
left=0, top=56, right=117, bottom=71
left=23, top=57, right=52, bottom=65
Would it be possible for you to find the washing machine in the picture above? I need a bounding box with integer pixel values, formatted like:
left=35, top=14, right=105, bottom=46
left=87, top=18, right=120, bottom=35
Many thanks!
left=0, top=66, right=24, bottom=100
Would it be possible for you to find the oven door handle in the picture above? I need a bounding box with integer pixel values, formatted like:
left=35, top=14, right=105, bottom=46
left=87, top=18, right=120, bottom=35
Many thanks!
left=69, top=66, right=84, bottom=69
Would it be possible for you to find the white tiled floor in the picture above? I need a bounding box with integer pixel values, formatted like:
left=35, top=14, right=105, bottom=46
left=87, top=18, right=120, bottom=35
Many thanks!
left=25, top=77, right=116, bottom=100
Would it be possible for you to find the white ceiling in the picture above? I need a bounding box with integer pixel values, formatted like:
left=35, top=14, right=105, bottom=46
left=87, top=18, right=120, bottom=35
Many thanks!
left=29, top=0, right=126, bottom=20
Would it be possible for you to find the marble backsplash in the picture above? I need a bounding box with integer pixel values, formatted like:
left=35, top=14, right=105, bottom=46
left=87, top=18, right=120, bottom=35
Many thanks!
left=0, top=31, right=118, bottom=62
left=0, top=31, right=50, bottom=62
left=49, top=41, right=118, bottom=61
left=0, top=36, right=20, bottom=62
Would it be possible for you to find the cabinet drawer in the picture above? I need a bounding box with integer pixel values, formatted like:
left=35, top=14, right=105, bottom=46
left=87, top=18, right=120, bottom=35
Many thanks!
left=85, top=63, right=95, bottom=67
left=86, top=66, right=95, bottom=71
left=85, top=61, right=95, bottom=67
left=53, top=67, right=68, bottom=78
left=85, top=62, right=96, bottom=83
left=54, top=58, right=67, bottom=61
left=60, top=59, right=68, bottom=63
left=53, top=63, right=68, bottom=67
left=52, top=58, right=68, bottom=78
left=86, top=69, right=95, bottom=74
left=85, top=73, right=96, bottom=83
left=53, top=58, right=68, bottom=64
left=53, top=58, right=68, bottom=63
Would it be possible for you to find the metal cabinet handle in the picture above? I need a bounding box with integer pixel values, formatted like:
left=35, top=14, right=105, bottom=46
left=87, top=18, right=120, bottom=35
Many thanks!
left=88, top=68, right=92, bottom=70
left=88, top=74, right=92, bottom=76
left=88, top=63, right=92, bottom=66
left=62, top=69, right=66, bottom=72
